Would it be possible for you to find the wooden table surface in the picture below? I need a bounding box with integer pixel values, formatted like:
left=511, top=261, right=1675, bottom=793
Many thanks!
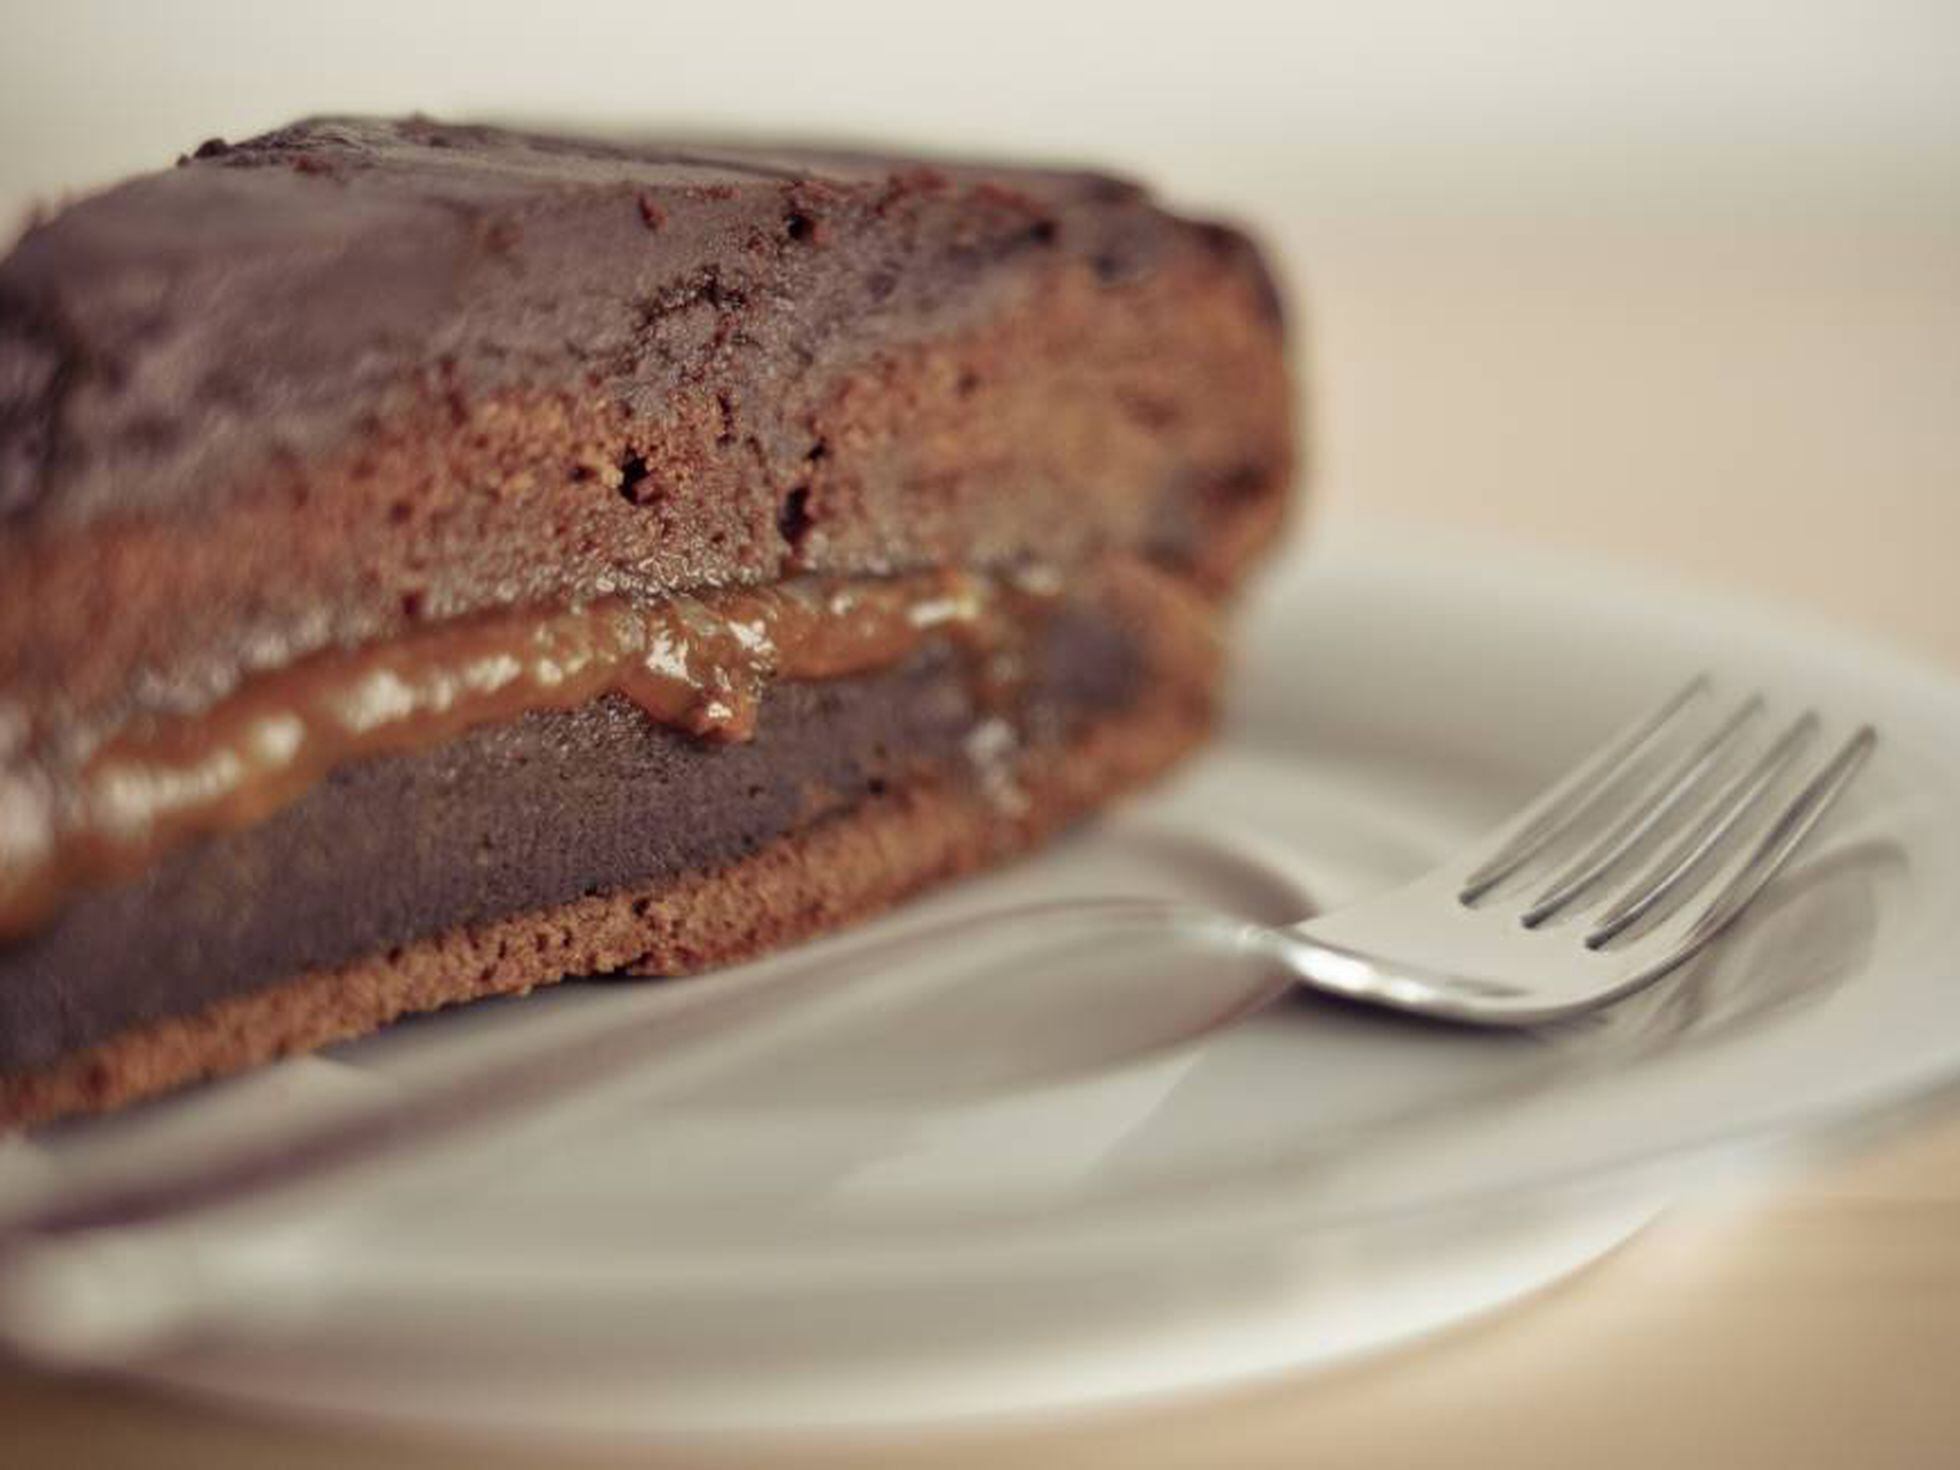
left=8, top=206, right=1958, bottom=1468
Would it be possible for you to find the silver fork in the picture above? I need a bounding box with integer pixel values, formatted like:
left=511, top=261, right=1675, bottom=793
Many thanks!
left=0, top=678, right=1874, bottom=1275
left=1273, top=677, right=1875, bottom=1024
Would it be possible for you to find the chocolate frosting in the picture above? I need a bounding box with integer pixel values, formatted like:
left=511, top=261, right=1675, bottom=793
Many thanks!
left=0, top=117, right=1230, bottom=531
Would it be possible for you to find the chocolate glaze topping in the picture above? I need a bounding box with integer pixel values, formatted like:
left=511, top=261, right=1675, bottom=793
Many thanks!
left=0, top=120, right=1162, bottom=529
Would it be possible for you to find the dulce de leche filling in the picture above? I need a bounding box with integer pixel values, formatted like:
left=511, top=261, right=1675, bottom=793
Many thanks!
left=0, top=568, right=1047, bottom=942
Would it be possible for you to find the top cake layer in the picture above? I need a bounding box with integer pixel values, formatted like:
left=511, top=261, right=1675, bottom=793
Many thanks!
left=1, top=118, right=1285, bottom=529
left=0, top=117, right=1292, bottom=765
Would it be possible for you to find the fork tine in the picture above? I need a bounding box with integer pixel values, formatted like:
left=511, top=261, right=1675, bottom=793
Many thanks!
left=1656, top=726, right=1877, bottom=955
left=1520, top=694, right=1764, bottom=927
left=1585, top=711, right=1820, bottom=947
left=1458, top=676, right=1708, bottom=904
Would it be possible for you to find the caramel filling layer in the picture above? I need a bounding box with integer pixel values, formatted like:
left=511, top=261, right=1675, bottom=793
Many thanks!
left=0, top=568, right=1046, bottom=941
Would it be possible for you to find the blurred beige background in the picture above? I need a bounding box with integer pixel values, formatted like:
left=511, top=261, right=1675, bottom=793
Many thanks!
left=3, top=3, right=1958, bottom=1466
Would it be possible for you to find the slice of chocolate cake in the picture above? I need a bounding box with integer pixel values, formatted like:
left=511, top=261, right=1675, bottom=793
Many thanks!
left=0, top=117, right=1295, bottom=1127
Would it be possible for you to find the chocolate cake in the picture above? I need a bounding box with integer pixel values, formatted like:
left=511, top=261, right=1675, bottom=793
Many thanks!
left=0, top=117, right=1295, bottom=1127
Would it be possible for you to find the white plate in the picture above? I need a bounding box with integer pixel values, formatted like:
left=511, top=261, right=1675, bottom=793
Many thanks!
left=4, top=520, right=1958, bottom=1440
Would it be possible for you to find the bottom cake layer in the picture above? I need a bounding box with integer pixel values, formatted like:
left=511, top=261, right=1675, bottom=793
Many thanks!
left=0, top=559, right=1220, bottom=1127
